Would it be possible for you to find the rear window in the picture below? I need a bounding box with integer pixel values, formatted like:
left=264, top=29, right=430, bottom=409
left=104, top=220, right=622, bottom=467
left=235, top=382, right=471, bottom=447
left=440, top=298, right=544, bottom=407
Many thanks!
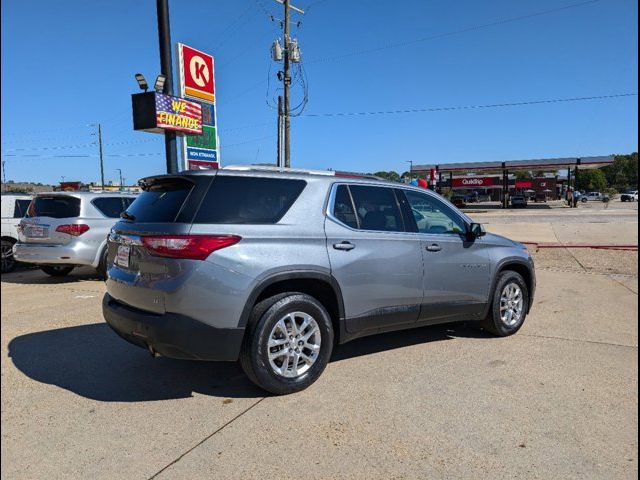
left=194, top=176, right=306, bottom=224
left=28, top=196, right=80, bottom=219
left=14, top=199, right=31, bottom=218
left=124, top=179, right=193, bottom=223
left=92, top=197, right=135, bottom=218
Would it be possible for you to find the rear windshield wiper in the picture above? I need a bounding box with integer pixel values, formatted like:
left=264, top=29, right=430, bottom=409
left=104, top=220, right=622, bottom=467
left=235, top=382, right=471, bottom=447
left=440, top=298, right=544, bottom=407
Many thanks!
left=120, top=211, right=136, bottom=221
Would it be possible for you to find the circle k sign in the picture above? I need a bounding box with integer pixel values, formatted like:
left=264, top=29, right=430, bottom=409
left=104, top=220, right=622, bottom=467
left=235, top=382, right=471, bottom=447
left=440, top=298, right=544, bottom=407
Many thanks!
left=179, top=44, right=215, bottom=103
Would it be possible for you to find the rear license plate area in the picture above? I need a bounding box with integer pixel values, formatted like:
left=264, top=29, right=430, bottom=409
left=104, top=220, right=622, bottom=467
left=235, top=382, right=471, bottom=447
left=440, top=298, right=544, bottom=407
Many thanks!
left=115, top=245, right=131, bottom=268
left=25, top=225, right=49, bottom=238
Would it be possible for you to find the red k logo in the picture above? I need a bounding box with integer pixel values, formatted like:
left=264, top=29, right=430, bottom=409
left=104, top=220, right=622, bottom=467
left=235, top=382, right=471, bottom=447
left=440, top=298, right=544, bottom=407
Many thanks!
left=189, top=55, right=210, bottom=87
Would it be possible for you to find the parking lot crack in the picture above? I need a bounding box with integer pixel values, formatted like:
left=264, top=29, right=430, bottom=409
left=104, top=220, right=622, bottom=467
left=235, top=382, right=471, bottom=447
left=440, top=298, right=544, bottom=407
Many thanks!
left=147, top=397, right=266, bottom=479
left=521, top=333, right=637, bottom=349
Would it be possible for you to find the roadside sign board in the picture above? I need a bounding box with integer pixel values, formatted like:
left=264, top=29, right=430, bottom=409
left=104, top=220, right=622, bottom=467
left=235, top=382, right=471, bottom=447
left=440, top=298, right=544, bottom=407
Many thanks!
left=177, top=43, right=220, bottom=170
left=178, top=44, right=215, bottom=102
left=131, top=92, right=202, bottom=136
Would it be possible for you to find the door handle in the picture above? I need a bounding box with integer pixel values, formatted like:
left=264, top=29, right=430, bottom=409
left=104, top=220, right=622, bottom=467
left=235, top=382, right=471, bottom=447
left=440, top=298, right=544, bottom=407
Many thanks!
left=333, top=241, right=355, bottom=251
left=426, top=243, right=442, bottom=252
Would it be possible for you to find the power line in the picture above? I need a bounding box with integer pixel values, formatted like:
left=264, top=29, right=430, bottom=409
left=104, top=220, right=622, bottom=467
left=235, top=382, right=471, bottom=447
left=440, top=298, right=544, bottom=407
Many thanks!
left=204, top=3, right=256, bottom=53
left=301, top=93, right=638, bottom=117
left=309, top=0, right=605, bottom=64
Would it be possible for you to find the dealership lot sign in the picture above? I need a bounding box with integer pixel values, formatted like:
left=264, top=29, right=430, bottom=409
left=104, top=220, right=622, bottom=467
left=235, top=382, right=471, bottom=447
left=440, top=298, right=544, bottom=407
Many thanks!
left=131, top=92, right=203, bottom=136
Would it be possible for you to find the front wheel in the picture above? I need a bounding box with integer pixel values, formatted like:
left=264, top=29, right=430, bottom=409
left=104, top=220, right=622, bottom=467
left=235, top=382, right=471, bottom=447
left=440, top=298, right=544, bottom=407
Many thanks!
left=41, top=265, right=75, bottom=277
left=1, top=239, right=17, bottom=274
left=480, top=271, right=529, bottom=336
left=240, top=293, right=334, bottom=395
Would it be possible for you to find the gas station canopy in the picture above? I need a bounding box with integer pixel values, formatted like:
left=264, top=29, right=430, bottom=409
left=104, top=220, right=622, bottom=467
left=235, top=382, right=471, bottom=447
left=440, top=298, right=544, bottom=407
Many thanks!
left=412, top=156, right=615, bottom=175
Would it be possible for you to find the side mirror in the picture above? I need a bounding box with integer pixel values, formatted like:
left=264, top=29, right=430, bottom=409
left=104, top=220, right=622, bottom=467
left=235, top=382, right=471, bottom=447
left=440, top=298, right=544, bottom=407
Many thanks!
left=467, top=223, right=486, bottom=240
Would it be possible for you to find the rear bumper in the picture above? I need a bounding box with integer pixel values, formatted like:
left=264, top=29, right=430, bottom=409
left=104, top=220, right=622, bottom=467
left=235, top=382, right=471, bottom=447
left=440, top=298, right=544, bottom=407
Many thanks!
left=102, top=293, right=244, bottom=361
left=13, top=242, right=98, bottom=267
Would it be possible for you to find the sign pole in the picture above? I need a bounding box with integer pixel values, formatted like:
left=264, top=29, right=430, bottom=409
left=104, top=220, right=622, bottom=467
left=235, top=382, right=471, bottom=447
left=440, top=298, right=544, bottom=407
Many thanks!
left=156, top=0, right=178, bottom=174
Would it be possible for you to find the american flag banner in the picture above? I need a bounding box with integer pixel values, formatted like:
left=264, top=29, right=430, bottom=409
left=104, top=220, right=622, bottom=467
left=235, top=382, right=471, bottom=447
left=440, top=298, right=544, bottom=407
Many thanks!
left=155, top=93, right=203, bottom=135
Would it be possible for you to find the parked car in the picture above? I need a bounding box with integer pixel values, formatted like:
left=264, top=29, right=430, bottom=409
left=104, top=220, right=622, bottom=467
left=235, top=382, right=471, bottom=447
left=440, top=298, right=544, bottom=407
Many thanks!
left=581, top=192, right=604, bottom=202
left=1, top=193, right=32, bottom=273
left=464, top=192, right=479, bottom=203
left=621, top=190, right=638, bottom=202
left=510, top=195, right=528, bottom=208
left=451, top=195, right=467, bottom=208
left=13, top=192, right=136, bottom=278
left=103, top=166, right=536, bottom=395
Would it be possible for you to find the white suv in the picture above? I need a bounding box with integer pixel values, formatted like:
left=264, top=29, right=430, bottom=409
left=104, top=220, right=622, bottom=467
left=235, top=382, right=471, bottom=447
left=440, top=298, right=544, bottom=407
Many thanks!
left=14, top=192, right=136, bottom=278
left=1, top=193, right=32, bottom=273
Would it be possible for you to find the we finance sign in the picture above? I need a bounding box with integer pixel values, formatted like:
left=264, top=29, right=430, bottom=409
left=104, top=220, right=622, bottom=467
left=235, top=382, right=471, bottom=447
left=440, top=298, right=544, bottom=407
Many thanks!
left=155, top=94, right=203, bottom=134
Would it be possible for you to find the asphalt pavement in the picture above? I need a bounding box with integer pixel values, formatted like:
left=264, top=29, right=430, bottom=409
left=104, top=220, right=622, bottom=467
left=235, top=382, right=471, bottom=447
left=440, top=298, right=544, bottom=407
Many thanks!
left=1, top=209, right=637, bottom=480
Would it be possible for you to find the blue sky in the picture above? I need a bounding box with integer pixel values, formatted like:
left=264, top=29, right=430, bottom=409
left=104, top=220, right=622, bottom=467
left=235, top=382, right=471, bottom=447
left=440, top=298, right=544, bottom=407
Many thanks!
left=1, top=0, right=638, bottom=185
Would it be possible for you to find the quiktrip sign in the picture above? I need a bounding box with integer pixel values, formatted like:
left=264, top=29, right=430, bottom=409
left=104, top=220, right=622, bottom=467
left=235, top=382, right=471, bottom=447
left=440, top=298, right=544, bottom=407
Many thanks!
left=178, top=43, right=220, bottom=170
left=451, top=177, right=498, bottom=188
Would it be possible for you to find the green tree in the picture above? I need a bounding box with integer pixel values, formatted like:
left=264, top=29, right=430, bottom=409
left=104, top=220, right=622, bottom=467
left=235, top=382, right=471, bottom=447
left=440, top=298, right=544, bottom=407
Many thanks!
left=603, top=153, right=638, bottom=192
left=373, top=171, right=401, bottom=182
left=576, top=169, right=608, bottom=192
left=514, top=171, right=530, bottom=180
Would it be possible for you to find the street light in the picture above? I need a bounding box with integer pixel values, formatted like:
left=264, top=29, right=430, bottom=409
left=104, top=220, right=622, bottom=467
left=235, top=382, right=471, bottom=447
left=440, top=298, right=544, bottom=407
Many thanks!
left=134, top=73, right=149, bottom=92
left=154, top=74, right=166, bottom=93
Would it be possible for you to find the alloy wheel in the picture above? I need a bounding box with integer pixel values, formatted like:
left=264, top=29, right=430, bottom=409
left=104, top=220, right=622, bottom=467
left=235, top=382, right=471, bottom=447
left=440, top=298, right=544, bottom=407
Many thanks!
left=267, top=311, right=322, bottom=378
left=500, top=283, right=524, bottom=327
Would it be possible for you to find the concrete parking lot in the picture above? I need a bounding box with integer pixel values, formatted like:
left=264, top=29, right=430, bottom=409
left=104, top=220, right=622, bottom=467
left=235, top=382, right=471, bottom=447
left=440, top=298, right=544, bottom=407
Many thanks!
left=1, top=205, right=637, bottom=479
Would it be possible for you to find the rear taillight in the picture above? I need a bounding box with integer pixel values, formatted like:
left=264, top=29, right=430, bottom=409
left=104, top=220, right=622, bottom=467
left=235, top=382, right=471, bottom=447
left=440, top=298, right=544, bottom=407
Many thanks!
left=55, top=224, right=90, bottom=236
left=141, top=235, right=241, bottom=260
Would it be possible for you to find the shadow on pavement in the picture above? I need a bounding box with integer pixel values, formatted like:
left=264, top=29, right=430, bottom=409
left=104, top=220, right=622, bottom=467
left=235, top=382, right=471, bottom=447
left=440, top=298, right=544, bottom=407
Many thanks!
left=8, top=321, right=490, bottom=401
left=8, top=323, right=263, bottom=401
left=1, top=266, right=101, bottom=285
left=332, top=322, right=490, bottom=362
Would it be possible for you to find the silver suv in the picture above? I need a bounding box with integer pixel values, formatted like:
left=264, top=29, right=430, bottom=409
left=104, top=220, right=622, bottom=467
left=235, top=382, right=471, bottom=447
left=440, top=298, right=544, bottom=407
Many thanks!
left=103, top=166, right=535, bottom=394
left=14, top=191, right=136, bottom=278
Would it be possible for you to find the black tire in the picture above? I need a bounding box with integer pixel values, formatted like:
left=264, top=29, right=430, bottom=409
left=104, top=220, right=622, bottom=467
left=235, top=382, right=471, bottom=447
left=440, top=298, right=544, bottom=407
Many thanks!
left=1, top=238, right=17, bottom=274
left=41, top=265, right=75, bottom=277
left=96, top=246, right=108, bottom=280
left=480, top=271, right=529, bottom=337
left=240, top=293, right=334, bottom=395
left=581, top=197, right=588, bottom=203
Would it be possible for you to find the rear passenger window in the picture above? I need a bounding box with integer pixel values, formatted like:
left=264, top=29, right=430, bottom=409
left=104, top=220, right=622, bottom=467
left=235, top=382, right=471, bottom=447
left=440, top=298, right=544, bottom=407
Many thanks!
left=349, top=185, right=404, bottom=232
left=14, top=199, right=31, bottom=218
left=92, top=197, right=135, bottom=218
left=194, top=176, right=306, bottom=224
left=332, top=185, right=358, bottom=229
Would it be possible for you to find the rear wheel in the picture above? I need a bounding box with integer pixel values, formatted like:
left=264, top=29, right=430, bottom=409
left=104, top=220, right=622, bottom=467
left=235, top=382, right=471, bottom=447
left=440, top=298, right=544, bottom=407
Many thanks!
left=240, top=293, right=334, bottom=395
left=41, top=265, right=75, bottom=277
left=480, top=271, right=529, bottom=336
left=1, top=239, right=17, bottom=274
left=96, top=246, right=108, bottom=280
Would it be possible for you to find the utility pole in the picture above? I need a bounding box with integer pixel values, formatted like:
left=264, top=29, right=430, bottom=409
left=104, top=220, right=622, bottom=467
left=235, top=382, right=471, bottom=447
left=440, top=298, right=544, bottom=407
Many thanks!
left=116, top=168, right=124, bottom=190
left=274, top=0, right=304, bottom=168
left=282, top=0, right=292, bottom=168
left=97, top=124, right=105, bottom=189
left=277, top=96, right=283, bottom=167
left=156, top=0, right=178, bottom=174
